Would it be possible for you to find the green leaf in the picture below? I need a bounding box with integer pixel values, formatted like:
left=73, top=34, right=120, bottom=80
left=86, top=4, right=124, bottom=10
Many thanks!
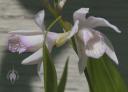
left=86, top=54, right=128, bottom=92
left=43, top=44, right=58, bottom=92
left=57, top=57, right=69, bottom=92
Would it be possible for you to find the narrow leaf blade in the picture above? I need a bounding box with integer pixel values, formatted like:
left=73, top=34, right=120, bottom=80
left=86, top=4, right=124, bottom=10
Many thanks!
left=57, top=57, right=69, bottom=92
left=43, top=44, right=58, bottom=92
left=86, top=54, right=128, bottom=92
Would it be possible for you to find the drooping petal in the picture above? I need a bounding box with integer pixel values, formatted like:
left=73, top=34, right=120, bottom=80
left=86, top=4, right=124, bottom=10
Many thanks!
left=101, top=33, right=119, bottom=64
left=37, top=62, right=43, bottom=80
left=67, top=20, right=79, bottom=39
left=8, top=30, right=43, bottom=36
left=55, top=20, right=79, bottom=47
left=75, top=29, right=94, bottom=73
left=73, top=8, right=89, bottom=22
left=8, top=34, right=43, bottom=53
left=75, top=36, right=88, bottom=73
left=105, top=44, right=119, bottom=64
left=22, top=48, right=42, bottom=65
left=86, top=16, right=121, bottom=33
left=34, top=10, right=45, bottom=31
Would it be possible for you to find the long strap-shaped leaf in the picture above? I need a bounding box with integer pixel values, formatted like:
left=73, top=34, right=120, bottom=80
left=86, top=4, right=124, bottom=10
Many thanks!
left=86, top=54, right=128, bottom=92
left=57, top=57, right=69, bottom=92
left=43, top=44, right=69, bottom=92
left=43, top=44, right=57, bottom=92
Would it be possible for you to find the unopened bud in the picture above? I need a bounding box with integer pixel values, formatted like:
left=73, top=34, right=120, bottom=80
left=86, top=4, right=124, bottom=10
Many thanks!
left=58, top=0, right=67, bottom=9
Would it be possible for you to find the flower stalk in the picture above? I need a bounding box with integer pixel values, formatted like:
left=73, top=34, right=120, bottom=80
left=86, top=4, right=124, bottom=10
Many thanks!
left=44, top=16, right=62, bottom=45
left=42, top=0, right=71, bottom=31
left=42, top=0, right=78, bottom=53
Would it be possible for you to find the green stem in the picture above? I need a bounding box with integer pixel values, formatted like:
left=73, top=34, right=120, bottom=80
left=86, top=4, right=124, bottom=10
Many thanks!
left=42, top=0, right=78, bottom=53
left=46, top=16, right=62, bottom=31
left=43, top=16, right=62, bottom=45
left=42, top=0, right=70, bottom=31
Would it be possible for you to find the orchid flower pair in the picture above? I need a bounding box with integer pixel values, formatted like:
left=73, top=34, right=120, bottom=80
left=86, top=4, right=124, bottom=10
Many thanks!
left=8, top=10, right=79, bottom=78
left=8, top=8, right=121, bottom=77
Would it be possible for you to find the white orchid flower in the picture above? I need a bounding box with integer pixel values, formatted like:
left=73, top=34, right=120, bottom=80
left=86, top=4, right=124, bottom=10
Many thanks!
left=73, top=8, right=121, bottom=73
left=8, top=10, right=79, bottom=77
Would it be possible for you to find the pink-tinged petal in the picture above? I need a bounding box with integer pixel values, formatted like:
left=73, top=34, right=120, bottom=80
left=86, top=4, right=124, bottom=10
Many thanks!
left=8, top=30, right=43, bottom=36
left=8, top=31, right=58, bottom=53
left=8, top=34, right=43, bottom=53
left=75, top=36, right=88, bottom=73
left=75, top=28, right=94, bottom=73
left=22, top=48, right=42, bottom=65
left=46, top=32, right=60, bottom=51
left=8, top=34, right=27, bottom=53
left=101, top=33, right=119, bottom=64
left=19, top=35, right=43, bottom=49
left=34, top=10, right=45, bottom=31
left=78, top=28, right=93, bottom=47
left=85, top=40, right=106, bottom=58
left=47, top=32, right=59, bottom=41
left=18, top=48, right=26, bottom=54
left=73, top=8, right=89, bottom=22
left=86, top=16, right=121, bottom=33
left=67, top=20, right=79, bottom=39
left=84, top=30, right=106, bottom=59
